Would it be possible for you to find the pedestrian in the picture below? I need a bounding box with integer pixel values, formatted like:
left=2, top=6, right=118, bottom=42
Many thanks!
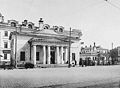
left=79, top=58, right=82, bottom=66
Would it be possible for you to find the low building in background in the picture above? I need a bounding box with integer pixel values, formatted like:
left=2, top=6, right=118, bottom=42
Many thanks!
left=80, top=43, right=110, bottom=66
left=117, top=46, right=120, bottom=62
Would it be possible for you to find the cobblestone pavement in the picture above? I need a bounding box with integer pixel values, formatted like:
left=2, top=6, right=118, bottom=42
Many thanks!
left=0, top=65, right=120, bottom=88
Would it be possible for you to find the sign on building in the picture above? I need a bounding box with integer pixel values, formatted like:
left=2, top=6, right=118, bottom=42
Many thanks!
left=3, top=50, right=11, bottom=54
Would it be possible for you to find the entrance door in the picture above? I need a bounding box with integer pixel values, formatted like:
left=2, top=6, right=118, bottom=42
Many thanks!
left=20, top=52, right=25, bottom=61
left=36, top=52, right=39, bottom=61
left=50, top=51, right=55, bottom=64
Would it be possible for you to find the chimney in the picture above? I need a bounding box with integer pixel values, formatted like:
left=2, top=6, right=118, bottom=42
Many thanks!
left=39, top=18, right=44, bottom=30
left=22, top=20, right=28, bottom=26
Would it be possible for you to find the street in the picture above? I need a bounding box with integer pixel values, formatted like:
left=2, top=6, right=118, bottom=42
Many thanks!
left=0, top=65, right=120, bottom=88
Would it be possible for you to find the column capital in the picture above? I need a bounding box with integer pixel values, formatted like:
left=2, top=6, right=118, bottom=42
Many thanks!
left=56, top=45, right=60, bottom=47
left=42, top=45, right=47, bottom=46
left=33, top=44, right=37, bottom=46
left=47, top=45, right=51, bottom=47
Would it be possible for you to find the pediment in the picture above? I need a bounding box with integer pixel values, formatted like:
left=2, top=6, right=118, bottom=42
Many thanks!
left=35, top=29, right=58, bottom=35
left=32, top=37, right=68, bottom=43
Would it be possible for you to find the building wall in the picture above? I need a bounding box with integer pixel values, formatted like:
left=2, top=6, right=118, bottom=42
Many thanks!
left=16, top=35, right=32, bottom=64
left=71, top=47, right=80, bottom=64
left=12, top=34, right=81, bottom=65
left=36, top=45, right=43, bottom=64
left=0, top=29, right=11, bottom=62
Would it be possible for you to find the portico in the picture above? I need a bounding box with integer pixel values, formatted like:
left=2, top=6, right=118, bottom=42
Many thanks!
left=32, top=40, right=68, bottom=65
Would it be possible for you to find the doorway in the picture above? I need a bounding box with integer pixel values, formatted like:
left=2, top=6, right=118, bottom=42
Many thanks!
left=50, top=51, right=55, bottom=64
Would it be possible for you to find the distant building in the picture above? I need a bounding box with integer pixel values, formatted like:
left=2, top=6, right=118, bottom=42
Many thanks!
left=117, top=46, right=120, bottom=62
left=80, top=43, right=109, bottom=65
left=9, top=18, right=82, bottom=66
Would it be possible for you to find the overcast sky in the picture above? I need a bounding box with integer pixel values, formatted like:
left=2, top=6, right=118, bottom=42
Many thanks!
left=0, top=0, right=120, bottom=49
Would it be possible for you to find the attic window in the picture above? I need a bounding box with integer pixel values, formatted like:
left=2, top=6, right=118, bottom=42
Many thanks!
left=11, top=22, right=16, bottom=27
left=59, top=28, right=63, bottom=32
left=54, top=26, right=58, bottom=32
left=22, top=20, right=27, bottom=26
left=28, top=24, right=33, bottom=29
left=44, top=26, right=49, bottom=29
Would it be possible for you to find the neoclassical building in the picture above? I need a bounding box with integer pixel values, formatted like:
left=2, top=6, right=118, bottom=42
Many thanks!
left=10, top=18, right=82, bottom=66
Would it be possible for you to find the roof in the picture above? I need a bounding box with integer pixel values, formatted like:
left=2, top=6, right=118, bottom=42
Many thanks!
left=10, top=27, right=82, bottom=42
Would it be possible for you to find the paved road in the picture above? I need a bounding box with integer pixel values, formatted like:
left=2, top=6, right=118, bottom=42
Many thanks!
left=0, top=65, right=120, bottom=88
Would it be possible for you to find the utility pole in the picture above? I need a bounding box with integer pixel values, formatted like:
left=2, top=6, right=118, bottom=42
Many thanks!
left=68, top=27, right=71, bottom=68
left=15, top=27, right=17, bottom=68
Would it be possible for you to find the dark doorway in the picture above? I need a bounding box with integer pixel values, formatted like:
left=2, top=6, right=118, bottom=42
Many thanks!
left=50, top=51, right=55, bottom=64
left=72, top=53, right=75, bottom=61
left=20, top=51, right=25, bottom=61
left=36, top=52, right=39, bottom=61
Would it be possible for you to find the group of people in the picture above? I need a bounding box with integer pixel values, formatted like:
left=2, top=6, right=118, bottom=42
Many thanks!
left=79, top=58, right=93, bottom=67
left=70, top=58, right=111, bottom=67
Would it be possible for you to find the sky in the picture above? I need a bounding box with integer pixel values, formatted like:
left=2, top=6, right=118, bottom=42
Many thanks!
left=0, top=0, right=120, bottom=49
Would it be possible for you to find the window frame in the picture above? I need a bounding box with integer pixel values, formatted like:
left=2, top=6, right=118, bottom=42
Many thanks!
left=4, top=53, right=7, bottom=60
left=4, top=42, right=8, bottom=48
left=4, top=31, right=8, bottom=37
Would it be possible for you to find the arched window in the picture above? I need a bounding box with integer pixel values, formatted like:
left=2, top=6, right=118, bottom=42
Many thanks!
left=28, top=24, right=33, bottom=29
left=53, top=26, right=58, bottom=32
left=59, top=26, right=64, bottom=32
left=59, top=28, right=63, bottom=32
left=11, top=22, right=16, bottom=27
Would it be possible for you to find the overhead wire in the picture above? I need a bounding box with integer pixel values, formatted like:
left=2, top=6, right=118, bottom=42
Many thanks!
left=111, top=0, right=120, bottom=7
left=81, top=0, right=104, bottom=10
left=104, top=0, right=120, bottom=10
left=116, top=0, right=120, bottom=3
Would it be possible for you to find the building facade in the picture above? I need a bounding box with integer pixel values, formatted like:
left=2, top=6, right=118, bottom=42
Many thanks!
left=0, top=13, right=19, bottom=64
left=9, top=18, right=82, bottom=66
left=80, top=43, right=109, bottom=65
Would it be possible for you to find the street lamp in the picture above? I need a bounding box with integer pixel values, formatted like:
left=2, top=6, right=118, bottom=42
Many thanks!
left=68, top=27, right=71, bottom=68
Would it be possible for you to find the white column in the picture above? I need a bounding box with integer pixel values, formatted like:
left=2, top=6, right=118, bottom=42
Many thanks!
left=56, top=46, right=60, bottom=64
left=48, top=46, right=50, bottom=64
left=43, top=45, right=46, bottom=64
left=65, top=47, right=68, bottom=63
left=61, top=46, right=64, bottom=64
left=33, top=45, right=36, bottom=66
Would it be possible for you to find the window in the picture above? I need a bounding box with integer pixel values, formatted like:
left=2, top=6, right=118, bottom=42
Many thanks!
left=11, top=22, right=16, bottom=27
left=4, top=42, right=8, bottom=48
left=59, top=28, right=63, bottom=32
left=20, top=52, right=25, bottom=61
left=4, top=31, right=8, bottom=36
left=36, top=52, right=39, bottom=61
left=28, top=24, right=33, bottom=29
left=4, top=54, right=7, bottom=59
